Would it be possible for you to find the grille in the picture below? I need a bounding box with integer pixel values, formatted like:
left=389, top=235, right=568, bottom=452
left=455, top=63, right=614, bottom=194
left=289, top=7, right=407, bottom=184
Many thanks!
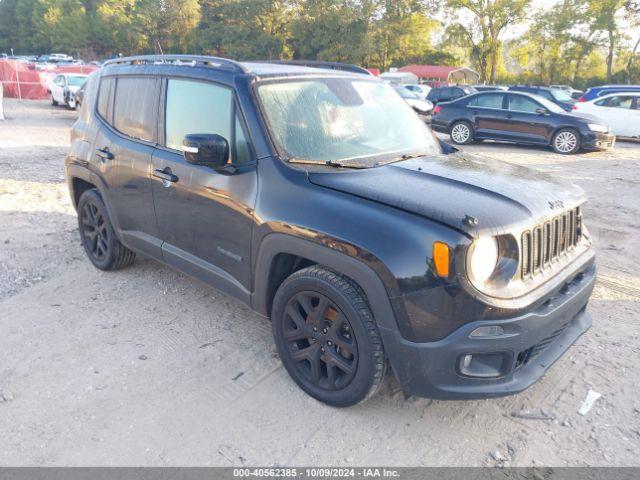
left=521, top=206, right=582, bottom=279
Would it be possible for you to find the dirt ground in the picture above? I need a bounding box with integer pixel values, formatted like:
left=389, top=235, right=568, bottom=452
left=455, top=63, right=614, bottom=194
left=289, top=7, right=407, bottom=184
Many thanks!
left=0, top=98, right=639, bottom=467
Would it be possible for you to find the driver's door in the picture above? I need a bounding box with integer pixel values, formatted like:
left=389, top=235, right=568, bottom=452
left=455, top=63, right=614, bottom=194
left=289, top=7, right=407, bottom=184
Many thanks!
left=153, top=77, right=258, bottom=297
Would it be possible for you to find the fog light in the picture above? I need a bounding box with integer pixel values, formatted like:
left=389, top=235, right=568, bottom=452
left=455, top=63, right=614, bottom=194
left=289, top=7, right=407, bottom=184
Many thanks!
left=469, top=325, right=505, bottom=338
left=458, top=352, right=509, bottom=378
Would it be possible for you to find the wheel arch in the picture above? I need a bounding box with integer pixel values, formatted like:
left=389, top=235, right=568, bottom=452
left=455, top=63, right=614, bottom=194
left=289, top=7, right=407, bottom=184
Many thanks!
left=252, top=234, right=398, bottom=334
left=549, top=124, right=580, bottom=144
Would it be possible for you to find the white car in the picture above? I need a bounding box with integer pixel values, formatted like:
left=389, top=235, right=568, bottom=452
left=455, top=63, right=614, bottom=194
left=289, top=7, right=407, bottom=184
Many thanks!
left=402, top=83, right=432, bottom=99
left=574, top=92, right=640, bottom=138
left=48, top=74, right=88, bottom=109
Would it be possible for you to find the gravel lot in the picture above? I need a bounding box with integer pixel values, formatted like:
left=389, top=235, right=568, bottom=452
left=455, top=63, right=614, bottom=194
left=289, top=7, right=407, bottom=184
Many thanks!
left=1, top=99, right=639, bottom=466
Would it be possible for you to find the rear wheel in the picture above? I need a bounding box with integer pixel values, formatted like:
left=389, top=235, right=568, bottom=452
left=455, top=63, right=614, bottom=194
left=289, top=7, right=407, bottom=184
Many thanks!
left=450, top=120, right=474, bottom=145
left=77, top=189, right=136, bottom=271
left=552, top=128, right=580, bottom=154
left=271, top=266, right=386, bottom=407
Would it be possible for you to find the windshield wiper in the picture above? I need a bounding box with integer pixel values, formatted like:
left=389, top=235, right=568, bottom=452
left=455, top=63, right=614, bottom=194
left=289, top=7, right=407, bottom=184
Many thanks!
left=288, top=158, right=368, bottom=169
left=375, top=152, right=433, bottom=167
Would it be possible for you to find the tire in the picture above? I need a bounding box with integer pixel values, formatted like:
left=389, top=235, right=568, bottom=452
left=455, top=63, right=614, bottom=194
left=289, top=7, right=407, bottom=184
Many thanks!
left=51, top=94, right=58, bottom=107
left=67, top=97, right=77, bottom=110
left=272, top=266, right=386, bottom=407
left=552, top=128, right=580, bottom=154
left=77, top=189, right=136, bottom=271
left=449, top=120, right=474, bottom=145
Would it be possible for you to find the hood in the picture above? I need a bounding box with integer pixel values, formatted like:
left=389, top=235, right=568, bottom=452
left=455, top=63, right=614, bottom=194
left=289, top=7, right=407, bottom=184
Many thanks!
left=308, top=152, right=586, bottom=237
left=406, top=98, right=433, bottom=112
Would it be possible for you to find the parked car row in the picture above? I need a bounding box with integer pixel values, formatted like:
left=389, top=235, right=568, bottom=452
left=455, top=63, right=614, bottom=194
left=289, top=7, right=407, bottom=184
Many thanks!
left=431, top=90, right=615, bottom=154
left=424, top=81, right=640, bottom=153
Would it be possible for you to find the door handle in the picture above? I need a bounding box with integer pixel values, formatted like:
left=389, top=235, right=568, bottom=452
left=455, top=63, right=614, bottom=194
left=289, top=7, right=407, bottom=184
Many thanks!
left=153, top=168, right=179, bottom=184
left=95, top=147, right=114, bottom=160
left=506, top=114, right=513, bottom=119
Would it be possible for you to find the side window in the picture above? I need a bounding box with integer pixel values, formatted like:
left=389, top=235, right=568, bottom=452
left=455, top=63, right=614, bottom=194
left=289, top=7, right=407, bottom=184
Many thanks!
left=594, top=97, right=610, bottom=107
left=469, top=93, right=504, bottom=109
left=97, top=77, right=115, bottom=120
left=113, top=77, right=158, bottom=142
left=234, top=114, right=253, bottom=165
left=606, top=96, right=633, bottom=109
left=165, top=79, right=232, bottom=153
left=508, top=95, right=541, bottom=113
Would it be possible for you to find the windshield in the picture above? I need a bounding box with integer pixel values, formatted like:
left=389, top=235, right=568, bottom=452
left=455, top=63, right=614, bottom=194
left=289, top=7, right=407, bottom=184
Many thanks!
left=550, top=88, right=573, bottom=102
left=532, top=95, right=565, bottom=113
left=257, top=78, right=441, bottom=167
left=394, top=86, right=418, bottom=99
left=67, top=76, right=87, bottom=87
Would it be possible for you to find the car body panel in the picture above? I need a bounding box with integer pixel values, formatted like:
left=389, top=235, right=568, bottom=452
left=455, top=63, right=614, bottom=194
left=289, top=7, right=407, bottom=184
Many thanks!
left=574, top=93, right=640, bottom=138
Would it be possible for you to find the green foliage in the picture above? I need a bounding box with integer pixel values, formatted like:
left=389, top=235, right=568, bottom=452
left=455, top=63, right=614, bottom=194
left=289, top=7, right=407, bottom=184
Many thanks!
left=0, top=0, right=638, bottom=85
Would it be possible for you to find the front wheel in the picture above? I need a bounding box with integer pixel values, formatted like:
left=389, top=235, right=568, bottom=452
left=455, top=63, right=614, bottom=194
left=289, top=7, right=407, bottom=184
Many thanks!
left=271, top=266, right=386, bottom=407
left=552, top=128, right=580, bottom=154
left=51, top=94, right=58, bottom=106
left=67, top=97, right=77, bottom=110
left=449, top=120, right=474, bottom=145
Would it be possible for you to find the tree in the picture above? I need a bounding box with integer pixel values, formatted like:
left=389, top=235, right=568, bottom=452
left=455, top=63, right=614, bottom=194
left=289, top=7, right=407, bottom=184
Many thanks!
left=445, top=0, right=531, bottom=83
left=130, top=0, right=200, bottom=53
left=588, top=0, right=626, bottom=82
left=197, top=0, right=293, bottom=59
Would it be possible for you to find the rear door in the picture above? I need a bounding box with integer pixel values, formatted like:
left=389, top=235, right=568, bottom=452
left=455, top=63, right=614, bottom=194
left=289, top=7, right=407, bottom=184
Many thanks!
left=466, top=92, right=508, bottom=139
left=152, top=77, right=258, bottom=296
left=92, top=75, right=161, bottom=256
left=593, top=95, right=636, bottom=136
left=504, top=94, right=551, bottom=143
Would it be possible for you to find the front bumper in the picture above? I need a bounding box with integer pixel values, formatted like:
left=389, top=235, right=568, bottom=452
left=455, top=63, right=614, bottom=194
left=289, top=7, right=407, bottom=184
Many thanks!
left=380, top=262, right=596, bottom=399
left=581, top=131, right=615, bottom=150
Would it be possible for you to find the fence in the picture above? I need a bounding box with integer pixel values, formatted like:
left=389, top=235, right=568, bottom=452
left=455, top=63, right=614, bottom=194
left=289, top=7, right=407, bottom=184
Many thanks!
left=0, top=60, right=98, bottom=100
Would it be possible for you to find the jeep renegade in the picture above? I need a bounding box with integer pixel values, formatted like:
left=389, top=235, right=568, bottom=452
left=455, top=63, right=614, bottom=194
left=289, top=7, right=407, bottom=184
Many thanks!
left=65, top=55, right=596, bottom=407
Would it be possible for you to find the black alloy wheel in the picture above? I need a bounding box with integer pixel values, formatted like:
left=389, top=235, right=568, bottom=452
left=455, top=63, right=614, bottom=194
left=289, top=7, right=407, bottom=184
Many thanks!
left=282, top=291, right=358, bottom=391
left=81, top=201, right=109, bottom=262
left=77, top=189, right=136, bottom=271
left=272, top=266, right=386, bottom=407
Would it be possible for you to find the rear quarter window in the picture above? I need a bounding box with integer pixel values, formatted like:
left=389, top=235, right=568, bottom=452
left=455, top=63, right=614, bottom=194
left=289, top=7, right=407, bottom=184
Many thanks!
left=112, top=77, right=159, bottom=142
left=97, top=77, right=115, bottom=121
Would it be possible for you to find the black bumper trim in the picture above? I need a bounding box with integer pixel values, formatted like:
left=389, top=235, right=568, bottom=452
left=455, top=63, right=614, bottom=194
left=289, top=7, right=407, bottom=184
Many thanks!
left=379, top=263, right=596, bottom=399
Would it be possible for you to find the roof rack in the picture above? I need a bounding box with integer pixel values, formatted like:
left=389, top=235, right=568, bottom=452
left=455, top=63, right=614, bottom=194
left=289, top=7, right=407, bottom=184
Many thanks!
left=102, top=54, right=250, bottom=74
left=264, top=60, right=372, bottom=76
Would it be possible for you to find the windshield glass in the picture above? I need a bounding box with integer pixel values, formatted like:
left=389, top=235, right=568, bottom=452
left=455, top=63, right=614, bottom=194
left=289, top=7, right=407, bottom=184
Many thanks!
left=257, top=78, right=440, bottom=167
left=531, top=95, right=565, bottom=113
left=394, top=86, right=418, bottom=99
left=67, top=76, right=87, bottom=87
left=550, top=88, right=573, bottom=101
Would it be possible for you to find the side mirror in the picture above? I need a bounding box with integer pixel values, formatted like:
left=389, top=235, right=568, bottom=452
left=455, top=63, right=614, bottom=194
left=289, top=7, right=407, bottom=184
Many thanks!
left=183, top=134, right=229, bottom=169
left=535, top=107, right=549, bottom=115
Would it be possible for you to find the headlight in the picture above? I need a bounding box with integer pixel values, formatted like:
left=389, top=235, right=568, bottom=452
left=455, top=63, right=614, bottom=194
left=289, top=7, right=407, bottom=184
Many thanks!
left=467, top=237, right=499, bottom=285
left=588, top=123, right=608, bottom=133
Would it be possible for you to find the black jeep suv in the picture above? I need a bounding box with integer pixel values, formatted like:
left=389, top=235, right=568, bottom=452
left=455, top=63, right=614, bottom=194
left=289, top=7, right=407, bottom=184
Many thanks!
left=66, top=55, right=596, bottom=407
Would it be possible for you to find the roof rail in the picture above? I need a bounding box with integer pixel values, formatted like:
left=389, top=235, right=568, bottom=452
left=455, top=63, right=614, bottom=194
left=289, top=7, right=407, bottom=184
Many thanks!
left=102, top=54, right=250, bottom=74
left=264, top=60, right=372, bottom=76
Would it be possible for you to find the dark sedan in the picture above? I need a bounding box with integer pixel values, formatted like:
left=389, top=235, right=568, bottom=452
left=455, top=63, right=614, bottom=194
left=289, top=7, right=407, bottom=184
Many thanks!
left=431, top=91, right=615, bottom=154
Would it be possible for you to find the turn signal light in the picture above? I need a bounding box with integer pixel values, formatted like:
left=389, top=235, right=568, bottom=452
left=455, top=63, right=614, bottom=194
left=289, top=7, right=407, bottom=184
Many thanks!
left=433, top=241, right=450, bottom=277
